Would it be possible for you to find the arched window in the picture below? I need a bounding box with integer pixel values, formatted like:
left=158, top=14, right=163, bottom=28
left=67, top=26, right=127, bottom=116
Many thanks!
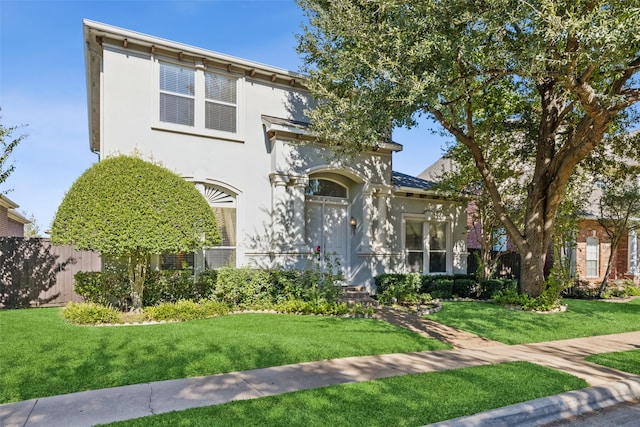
left=585, top=236, right=599, bottom=277
left=200, top=184, right=237, bottom=268
left=305, top=178, right=347, bottom=198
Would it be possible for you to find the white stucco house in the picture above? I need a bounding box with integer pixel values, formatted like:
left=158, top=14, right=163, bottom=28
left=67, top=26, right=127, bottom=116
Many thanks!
left=82, top=20, right=467, bottom=290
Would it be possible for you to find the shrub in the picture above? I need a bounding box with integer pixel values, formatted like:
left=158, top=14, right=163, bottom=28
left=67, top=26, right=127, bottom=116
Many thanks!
left=430, top=279, right=454, bottom=299
left=479, top=279, right=516, bottom=299
left=74, top=271, right=131, bottom=309
left=213, top=266, right=276, bottom=308
left=143, top=270, right=197, bottom=306
left=271, top=298, right=374, bottom=317
left=63, top=302, right=121, bottom=325
left=144, top=300, right=230, bottom=322
left=374, top=273, right=422, bottom=304
left=452, top=279, right=476, bottom=298
left=194, top=269, right=218, bottom=300
left=493, top=288, right=532, bottom=307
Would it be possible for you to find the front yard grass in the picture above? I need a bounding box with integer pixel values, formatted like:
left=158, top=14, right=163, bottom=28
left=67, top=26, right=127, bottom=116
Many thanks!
left=426, top=298, right=640, bottom=344
left=0, top=308, right=449, bottom=403
left=586, top=350, right=640, bottom=375
left=102, top=362, right=588, bottom=427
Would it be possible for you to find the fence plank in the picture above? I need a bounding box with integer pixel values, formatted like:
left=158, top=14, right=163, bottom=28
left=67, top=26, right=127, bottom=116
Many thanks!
left=0, top=237, right=101, bottom=308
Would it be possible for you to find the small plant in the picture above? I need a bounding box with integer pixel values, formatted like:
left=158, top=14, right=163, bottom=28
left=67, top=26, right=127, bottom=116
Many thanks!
left=63, top=302, right=121, bottom=325
left=145, top=300, right=230, bottom=322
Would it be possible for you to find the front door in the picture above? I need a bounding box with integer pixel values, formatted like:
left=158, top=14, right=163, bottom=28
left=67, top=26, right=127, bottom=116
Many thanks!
left=305, top=198, right=349, bottom=277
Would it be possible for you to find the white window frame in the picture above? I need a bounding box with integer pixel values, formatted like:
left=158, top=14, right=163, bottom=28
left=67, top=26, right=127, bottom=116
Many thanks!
left=629, top=229, right=638, bottom=275
left=402, top=216, right=451, bottom=274
left=585, top=236, right=599, bottom=278
left=153, top=57, right=244, bottom=141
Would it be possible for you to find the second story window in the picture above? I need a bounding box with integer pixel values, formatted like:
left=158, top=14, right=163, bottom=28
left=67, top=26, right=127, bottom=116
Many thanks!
left=205, top=72, right=237, bottom=133
left=158, top=60, right=240, bottom=137
left=160, top=63, right=195, bottom=126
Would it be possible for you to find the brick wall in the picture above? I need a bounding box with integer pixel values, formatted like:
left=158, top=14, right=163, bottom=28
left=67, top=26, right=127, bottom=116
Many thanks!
left=575, top=219, right=630, bottom=283
left=0, top=206, right=8, bottom=236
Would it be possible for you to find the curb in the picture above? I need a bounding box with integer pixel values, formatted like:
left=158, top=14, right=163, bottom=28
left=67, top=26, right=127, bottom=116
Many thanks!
left=424, top=377, right=640, bottom=427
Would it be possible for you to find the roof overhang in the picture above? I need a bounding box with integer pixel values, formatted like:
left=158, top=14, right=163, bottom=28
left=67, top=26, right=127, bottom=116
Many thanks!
left=0, top=194, right=19, bottom=210
left=8, top=209, right=30, bottom=225
left=261, top=115, right=403, bottom=153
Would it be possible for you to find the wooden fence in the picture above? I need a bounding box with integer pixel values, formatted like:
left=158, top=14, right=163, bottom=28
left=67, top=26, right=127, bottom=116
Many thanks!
left=0, top=237, right=101, bottom=308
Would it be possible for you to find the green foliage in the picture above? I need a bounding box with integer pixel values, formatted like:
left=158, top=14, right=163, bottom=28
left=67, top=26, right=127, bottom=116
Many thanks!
left=51, top=155, right=220, bottom=254
left=300, top=251, right=344, bottom=302
left=51, top=155, right=220, bottom=310
left=271, top=299, right=374, bottom=317
left=0, top=113, right=26, bottom=189
left=297, top=0, right=640, bottom=298
left=63, top=302, right=121, bottom=325
left=213, top=267, right=277, bottom=308
left=374, top=273, right=422, bottom=304
left=452, top=279, right=476, bottom=298
left=74, top=271, right=131, bottom=309
left=479, top=279, right=517, bottom=299
left=145, top=300, right=230, bottom=322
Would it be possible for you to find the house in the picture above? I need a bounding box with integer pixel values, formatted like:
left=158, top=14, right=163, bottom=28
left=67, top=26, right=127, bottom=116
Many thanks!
left=82, top=20, right=468, bottom=291
left=575, top=181, right=640, bottom=285
left=0, top=194, right=30, bottom=237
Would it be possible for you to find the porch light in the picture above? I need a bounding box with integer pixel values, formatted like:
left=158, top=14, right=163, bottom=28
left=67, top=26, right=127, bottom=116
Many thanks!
left=350, top=216, right=357, bottom=233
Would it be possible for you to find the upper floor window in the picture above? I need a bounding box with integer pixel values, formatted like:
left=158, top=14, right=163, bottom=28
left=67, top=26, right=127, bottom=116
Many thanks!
left=205, top=72, right=237, bottom=133
left=158, top=61, right=239, bottom=136
left=160, top=63, right=195, bottom=126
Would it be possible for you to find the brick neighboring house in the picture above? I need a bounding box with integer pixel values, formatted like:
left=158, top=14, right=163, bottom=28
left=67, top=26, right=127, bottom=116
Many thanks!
left=0, top=194, right=30, bottom=237
left=575, top=191, right=640, bottom=285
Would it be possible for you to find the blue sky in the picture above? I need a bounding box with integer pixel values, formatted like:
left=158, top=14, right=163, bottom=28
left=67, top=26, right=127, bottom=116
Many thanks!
left=0, top=0, right=448, bottom=231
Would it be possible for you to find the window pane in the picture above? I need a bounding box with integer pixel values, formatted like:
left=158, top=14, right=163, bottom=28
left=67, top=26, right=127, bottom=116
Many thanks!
left=204, top=248, right=236, bottom=269
left=429, top=222, right=446, bottom=250
left=205, top=72, right=237, bottom=103
left=160, top=63, right=194, bottom=96
left=211, top=207, right=236, bottom=246
left=406, top=251, right=423, bottom=272
left=586, top=260, right=598, bottom=277
left=429, top=252, right=447, bottom=273
left=161, top=253, right=194, bottom=271
left=305, top=179, right=347, bottom=198
left=405, top=221, right=423, bottom=250
left=160, top=93, right=194, bottom=126
left=205, top=102, right=236, bottom=132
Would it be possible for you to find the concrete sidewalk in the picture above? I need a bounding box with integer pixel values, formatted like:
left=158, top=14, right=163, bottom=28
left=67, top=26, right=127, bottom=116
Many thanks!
left=1, top=329, right=638, bottom=427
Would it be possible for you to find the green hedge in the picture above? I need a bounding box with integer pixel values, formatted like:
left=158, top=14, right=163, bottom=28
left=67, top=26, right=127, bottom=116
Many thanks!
left=375, top=273, right=480, bottom=300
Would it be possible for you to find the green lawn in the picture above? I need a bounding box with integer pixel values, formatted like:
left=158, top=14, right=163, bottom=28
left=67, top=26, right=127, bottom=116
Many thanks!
left=426, top=298, right=640, bottom=344
left=0, top=308, right=449, bottom=403
left=102, top=362, right=588, bottom=427
left=586, top=349, right=640, bottom=375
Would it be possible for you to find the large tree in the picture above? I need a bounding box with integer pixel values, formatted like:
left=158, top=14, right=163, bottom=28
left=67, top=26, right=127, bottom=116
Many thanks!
left=297, top=0, right=640, bottom=296
left=51, top=155, right=220, bottom=310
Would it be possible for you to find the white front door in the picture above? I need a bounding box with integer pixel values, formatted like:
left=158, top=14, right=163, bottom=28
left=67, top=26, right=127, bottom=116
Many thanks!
left=305, top=199, right=349, bottom=277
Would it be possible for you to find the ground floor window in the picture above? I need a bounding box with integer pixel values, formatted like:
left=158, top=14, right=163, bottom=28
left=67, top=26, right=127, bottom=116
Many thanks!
left=585, top=236, right=599, bottom=277
left=161, top=253, right=194, bottom=271
left=629, top=230, right=638, bottom=275
left=405, top=219, right=448, bottom=273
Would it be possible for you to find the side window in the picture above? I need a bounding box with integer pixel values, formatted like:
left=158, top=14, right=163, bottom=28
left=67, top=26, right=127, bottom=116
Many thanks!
left=404, top=220, right=448, bottom=273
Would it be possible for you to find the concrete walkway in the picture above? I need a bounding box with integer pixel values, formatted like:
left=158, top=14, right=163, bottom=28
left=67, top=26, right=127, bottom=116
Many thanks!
left=1, top=319, right=639, bottom=426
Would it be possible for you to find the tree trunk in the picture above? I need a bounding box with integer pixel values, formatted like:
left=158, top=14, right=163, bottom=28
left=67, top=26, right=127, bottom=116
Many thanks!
left=519, top=246, right=547, bottom=297
left=599, top=234, right=622, bottom=297
left=128, top=250, right=147, bottom=311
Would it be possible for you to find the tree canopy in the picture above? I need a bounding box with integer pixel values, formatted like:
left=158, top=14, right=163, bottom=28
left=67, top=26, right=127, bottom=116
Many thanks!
left=51, top=155, right=220, bottom=309
left=297, top=0, right=640, bottom=296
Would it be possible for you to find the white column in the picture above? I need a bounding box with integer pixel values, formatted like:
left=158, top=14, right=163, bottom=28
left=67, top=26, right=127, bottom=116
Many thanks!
left=269, top=173, right=289, bottom=249
left=361, top=187, right=374, bottom=252
left=375, top=189, right=390, bottom=248
left=290, top=176, right=308, bottom=248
